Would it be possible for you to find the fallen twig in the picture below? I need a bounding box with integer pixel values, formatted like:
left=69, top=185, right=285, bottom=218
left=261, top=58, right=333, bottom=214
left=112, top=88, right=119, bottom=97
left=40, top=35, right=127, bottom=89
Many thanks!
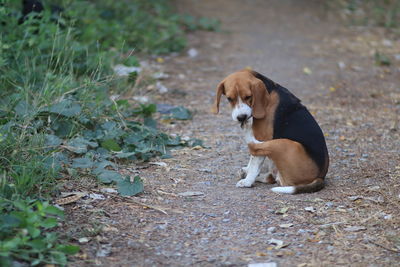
left=93, top=189, right=168, bottom=215
left=368, top=240, right=399, bottom=254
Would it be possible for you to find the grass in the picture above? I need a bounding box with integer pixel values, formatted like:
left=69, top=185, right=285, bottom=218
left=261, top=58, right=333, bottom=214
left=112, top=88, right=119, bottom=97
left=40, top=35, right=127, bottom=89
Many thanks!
left=330, top=0, right=400, bottom=30
left=0, top=0, right=218, bottom=265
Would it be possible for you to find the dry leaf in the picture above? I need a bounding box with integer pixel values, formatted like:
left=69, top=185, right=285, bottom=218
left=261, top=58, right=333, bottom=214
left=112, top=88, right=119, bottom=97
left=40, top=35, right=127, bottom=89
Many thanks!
left=268, top=238, right=290, bottom=249
left=279, top=223, right=294, bottom=228
left=304, top=206, right=316, bottom=213
left=55, top=192, right=87, bottom=205
left=150, top=162, right=168, bottom=167
left=275, top=207, right=289, bottom=215
left=178, top=191, right=204, bottom=197
left=303, top=67, right=312, bottom=75
left=348, top=195, right=363, bottom=201
left=255, top=251, right=267, bottom=256
left=344, top=226, right=367, bottom=232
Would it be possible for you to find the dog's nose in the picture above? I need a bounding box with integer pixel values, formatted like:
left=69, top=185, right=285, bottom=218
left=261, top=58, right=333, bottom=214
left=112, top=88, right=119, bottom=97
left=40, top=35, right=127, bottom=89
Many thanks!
left=237, top=114, right=248, bottom=122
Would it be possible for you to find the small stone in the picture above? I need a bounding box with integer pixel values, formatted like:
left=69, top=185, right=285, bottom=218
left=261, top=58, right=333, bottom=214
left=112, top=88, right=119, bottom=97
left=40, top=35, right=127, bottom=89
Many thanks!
left=248, top=263, right=277, bottom=267
left=153, top=72, right=169, bottom=80
left=384, top=214, right=392, bottom=220
left=279, top=223, right=294, bottom=228
left=156, top=81, right=169, bottom=94
left=267, top=227, right=276, bottom=233
left=78, top=237, right=90, bottom=244
left=187, top=48, right=199, bottom=58
left=382, top=39, right=393, bottom=47
left=304, top=206, right=316, bottom=213
left=222, top=219, right=230, bottom=223
left=100, top=188, right=118, bottom=194
left=337, top=61, right=346, bottom=70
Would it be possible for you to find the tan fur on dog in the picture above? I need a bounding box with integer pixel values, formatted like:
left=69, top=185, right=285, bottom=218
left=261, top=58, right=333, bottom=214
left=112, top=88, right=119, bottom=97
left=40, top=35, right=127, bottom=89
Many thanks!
left=213, top=69, right=327, bottom=193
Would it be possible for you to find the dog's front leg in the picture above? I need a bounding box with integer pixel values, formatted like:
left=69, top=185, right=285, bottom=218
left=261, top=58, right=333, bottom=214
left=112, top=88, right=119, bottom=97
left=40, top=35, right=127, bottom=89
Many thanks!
left=236, top=121, right=265, bottom=187
left=238, top=155, right=254, bottom=179
left=236, top=155, right=266, bottom=187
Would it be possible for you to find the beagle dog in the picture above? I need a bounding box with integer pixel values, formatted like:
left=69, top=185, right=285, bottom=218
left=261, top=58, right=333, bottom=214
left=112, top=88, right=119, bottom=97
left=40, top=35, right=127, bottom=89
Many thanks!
left=212, top=69, right=329, bottom=194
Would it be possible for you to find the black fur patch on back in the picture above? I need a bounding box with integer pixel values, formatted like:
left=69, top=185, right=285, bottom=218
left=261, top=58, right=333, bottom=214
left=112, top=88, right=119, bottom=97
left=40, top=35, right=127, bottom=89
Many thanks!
left=253, top=71, right=329, bottom=177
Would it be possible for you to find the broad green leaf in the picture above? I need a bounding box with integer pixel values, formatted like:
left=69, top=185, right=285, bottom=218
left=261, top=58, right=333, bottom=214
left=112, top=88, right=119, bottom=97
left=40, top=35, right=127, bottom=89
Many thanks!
left=49, top=100, right=82, bottom=117
left=124, top=133, right=143, bottom=145
left=2, top=237, right=22, bottom=250
left=188, top=138, right=204, bottom=147
left=57, top=244, right=80, bottom=255
left=43, top=157, right=62, bottom=173
left=0, top=214, right=21, bottom=228
left=65, top=137, right=98, bottom=154
left=40, top=218, right=58, bottom=229
left=101, top=139, right=121, bottom=151
left=93, top=160, right=116, bottom=170
left=28, top=227, right=41, bottom=238
left=114, top=152, right=136, bottom=159
left=29, top=239, right=46, bottom=250
left=134, top=103, right=156, bottom=117
left=144, top=117, right=157, bottom=129
left=53, top=120, right=74, bottom=138
left=97, top=170, right=123, bottom=184
left=43, top=205, right=64, bottom=217
left=71, top=157, right=94, bottom=169
left=44, top=134, right=62, bottom=148
left=14, top=100, right=34, bottom=117
left=49, top=251, right=67, bottom=265
left=166, top=136, right=182, bottom=146
left=101, top=121, right=117, bottom=132
left=163, top=106, right=192, bottom=120
left=117, top=176, right=143, bottom=196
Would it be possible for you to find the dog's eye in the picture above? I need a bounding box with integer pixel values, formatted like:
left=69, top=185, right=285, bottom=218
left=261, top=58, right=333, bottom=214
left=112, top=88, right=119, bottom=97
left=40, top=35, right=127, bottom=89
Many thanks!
left=245, top=95, right=252, bottom=101
left=227, top=97, right=233, bottom=102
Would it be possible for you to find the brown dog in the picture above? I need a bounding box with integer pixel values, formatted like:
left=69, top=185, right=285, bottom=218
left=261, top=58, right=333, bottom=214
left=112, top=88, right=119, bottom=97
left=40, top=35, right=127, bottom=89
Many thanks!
left=212, top=69, right=329, bottom=194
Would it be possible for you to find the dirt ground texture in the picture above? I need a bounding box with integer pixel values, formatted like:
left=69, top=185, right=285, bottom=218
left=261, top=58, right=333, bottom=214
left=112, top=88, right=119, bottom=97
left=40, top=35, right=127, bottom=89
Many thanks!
left=65, top=1, right=400, bottom=266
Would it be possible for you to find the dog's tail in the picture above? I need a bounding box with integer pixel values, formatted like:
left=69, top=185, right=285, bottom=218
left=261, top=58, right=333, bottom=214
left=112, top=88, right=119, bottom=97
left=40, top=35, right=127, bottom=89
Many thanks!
left=270, top=178, right=325, bottom=194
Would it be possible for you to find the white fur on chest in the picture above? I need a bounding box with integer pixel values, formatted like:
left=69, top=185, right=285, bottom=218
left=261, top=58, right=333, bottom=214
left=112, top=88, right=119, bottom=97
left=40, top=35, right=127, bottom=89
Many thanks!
left=242, top=118, right=261, bottom=144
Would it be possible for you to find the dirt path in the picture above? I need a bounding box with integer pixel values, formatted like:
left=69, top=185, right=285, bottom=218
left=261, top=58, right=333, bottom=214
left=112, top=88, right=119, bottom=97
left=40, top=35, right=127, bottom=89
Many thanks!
left=68, top=1, right=400, bottom=266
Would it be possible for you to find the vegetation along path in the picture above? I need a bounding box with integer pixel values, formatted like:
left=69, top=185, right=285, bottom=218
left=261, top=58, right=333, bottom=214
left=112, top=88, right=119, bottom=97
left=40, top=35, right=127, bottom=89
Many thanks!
left=69, top=1, right=400, bottom=266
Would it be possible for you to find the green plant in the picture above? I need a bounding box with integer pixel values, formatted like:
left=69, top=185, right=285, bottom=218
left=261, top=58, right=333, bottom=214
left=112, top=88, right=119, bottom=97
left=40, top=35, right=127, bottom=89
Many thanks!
left=0, top=198, right=79, bottom=266
left=334, top=0, right=400, bottom=29
left=0, top=1, right=210, bottom=264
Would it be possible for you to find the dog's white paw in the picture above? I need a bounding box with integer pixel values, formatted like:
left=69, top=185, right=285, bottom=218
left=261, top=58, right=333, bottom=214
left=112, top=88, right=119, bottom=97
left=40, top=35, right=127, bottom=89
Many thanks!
left=236, top=179, right=253, bottom=188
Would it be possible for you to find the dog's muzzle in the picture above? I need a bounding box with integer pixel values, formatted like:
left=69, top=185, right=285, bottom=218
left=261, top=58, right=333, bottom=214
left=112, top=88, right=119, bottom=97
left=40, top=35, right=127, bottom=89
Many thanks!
left=238, top=115, right=252, bottom=128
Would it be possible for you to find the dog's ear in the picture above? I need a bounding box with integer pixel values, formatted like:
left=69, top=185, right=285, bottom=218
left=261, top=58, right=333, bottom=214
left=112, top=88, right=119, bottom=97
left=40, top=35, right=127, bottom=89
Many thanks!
left=251, top=79, right=267, bottom=119
left=212, top=81, right=225, bottom=114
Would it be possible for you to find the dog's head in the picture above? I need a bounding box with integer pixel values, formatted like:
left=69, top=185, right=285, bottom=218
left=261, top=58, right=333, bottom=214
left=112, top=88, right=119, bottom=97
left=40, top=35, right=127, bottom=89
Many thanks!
left=212, top=70, right=268, bottom=126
